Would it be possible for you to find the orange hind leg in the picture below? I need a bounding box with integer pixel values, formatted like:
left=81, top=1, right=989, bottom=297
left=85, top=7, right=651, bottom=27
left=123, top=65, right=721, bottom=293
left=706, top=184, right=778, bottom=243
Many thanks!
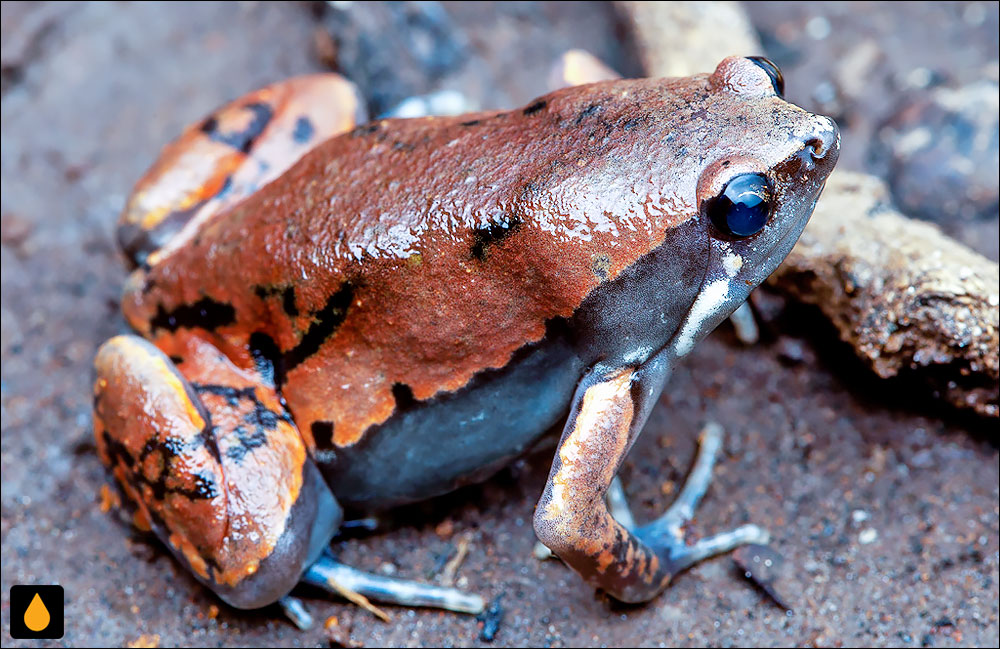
left=93, top=334, right=341, bottom=609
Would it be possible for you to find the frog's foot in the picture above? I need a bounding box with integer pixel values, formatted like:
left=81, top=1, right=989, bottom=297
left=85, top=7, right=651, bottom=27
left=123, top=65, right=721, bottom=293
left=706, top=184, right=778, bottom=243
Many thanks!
left=277, top=552, right=485, bottom=628
left=93, top=334, right=341, bottom=610
left=633, top=422, right=769, bottom=575
left=300, top=549, right=485, bottom=618
left=534, top=367, right=768, bottom=604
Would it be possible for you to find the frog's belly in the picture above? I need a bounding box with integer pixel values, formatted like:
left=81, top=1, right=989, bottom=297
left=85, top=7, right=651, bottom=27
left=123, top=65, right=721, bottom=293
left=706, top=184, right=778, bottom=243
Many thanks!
left=318, top=332, right=584, bottom=510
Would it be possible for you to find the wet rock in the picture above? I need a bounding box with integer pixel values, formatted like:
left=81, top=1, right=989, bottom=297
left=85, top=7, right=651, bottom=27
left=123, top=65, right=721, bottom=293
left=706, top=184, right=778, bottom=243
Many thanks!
left=769, top=170, right=1000, bottom=419
left=871, top=80, right=999, bottom=225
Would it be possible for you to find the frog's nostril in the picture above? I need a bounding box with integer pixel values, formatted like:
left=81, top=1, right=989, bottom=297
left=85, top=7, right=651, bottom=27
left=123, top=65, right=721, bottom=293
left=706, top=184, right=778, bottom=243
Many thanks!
left=806, top=119, right=840, bottom=161
left=806, top=137, right=827, bottom=160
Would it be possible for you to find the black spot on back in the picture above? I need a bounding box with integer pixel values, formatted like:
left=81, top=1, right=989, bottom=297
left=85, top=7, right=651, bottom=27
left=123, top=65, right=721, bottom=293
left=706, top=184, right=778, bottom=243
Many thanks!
left=575, top=103, right=601, bottom=124
left=311, top=421, right=335, bottom=449
left=281, top=286, right=299, bottom=317
left=245, top=283, right=355, bottom=387
left=461, top=119, right=481, bottom=127
left=352, top=123, right=381, bottom=137
left=200, top=101, right=273, bottom=154
left=284, top=282, right=355, bottom=374
left=523, top=100, right=547, bottom=116
left=253, top=284, right=299, bottom=317
left=621, top=116, right=645, bottom=131
left=151, top=297, right=236, bottom=333
left=471, top=215, right=522, bottom=261
left=391, top=383, right=416, bottom=411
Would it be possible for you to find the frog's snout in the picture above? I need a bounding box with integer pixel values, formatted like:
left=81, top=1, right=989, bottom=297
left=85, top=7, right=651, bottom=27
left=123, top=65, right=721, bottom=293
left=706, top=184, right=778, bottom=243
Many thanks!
left=805, top=116, right=840, bottom=164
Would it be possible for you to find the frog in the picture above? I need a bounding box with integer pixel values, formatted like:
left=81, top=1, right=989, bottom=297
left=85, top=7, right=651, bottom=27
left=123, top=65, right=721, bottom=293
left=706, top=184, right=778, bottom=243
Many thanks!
left=92, top=56, right=839, bottom=620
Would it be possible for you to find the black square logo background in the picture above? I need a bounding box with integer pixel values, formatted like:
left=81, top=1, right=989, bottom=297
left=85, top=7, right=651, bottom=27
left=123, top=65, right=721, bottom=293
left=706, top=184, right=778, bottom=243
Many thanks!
left=9, top=585, right=64, bottom=639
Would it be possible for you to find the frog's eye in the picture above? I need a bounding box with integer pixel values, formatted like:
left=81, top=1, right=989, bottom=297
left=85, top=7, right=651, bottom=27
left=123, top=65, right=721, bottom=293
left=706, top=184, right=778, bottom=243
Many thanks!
left=706, top=173, right=773, bottom=238
left=746, top=57, right=784, bottom=97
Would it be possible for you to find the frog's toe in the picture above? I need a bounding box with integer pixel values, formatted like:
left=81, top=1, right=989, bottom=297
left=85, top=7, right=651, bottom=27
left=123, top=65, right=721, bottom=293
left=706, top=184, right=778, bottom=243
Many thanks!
left=635, top=422, right=770, bottom=576
left=300, top=550, right=486, bottom=617
left=278, top=595, right=315, bottom=630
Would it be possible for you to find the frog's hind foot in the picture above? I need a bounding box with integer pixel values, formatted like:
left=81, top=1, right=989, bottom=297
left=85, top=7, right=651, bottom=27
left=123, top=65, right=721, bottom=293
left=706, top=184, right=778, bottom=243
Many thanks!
left=635, top=422, right=770, bottom=575
left=299, top=550, right=486, bottom=620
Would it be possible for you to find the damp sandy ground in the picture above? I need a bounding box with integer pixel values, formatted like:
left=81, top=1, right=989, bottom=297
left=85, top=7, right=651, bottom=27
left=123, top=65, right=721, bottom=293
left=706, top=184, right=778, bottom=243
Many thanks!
left=2, top=2, right=997, bottom=646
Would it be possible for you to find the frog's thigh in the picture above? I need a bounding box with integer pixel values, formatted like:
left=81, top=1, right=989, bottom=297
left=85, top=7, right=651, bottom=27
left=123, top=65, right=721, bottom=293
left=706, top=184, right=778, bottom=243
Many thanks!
left=118, top=74, right=364, bottom=268
left=93, top=335, right=340, bottom=609
left=533, top=367, right=767, bottom=604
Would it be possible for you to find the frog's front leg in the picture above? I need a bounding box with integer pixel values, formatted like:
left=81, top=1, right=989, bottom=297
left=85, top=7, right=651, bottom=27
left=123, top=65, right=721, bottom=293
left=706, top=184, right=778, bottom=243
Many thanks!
left=533, top=364, right=768, bottom=603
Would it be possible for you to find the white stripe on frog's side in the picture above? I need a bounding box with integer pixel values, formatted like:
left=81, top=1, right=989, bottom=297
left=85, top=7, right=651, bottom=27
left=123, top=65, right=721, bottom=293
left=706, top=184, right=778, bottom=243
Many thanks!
left=672, top=278, right=731, bottom=358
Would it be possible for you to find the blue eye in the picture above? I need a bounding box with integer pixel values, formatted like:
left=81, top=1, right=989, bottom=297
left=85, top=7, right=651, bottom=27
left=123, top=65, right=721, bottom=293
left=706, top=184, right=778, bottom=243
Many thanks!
left=707, top=173, right=773, bottom=238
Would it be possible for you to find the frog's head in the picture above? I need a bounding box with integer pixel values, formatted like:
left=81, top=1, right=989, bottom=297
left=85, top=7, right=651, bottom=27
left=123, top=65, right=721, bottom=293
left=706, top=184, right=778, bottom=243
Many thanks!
left=666, top=56, right=840, bottom=359
left=563, top=56, right=838, bottom=365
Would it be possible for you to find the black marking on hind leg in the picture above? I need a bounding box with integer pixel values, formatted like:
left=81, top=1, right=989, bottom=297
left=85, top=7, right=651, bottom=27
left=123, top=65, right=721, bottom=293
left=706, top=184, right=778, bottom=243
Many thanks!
left=102, top=430, right=220, bottom=502
left=200, top=101, right=274, bottom=153
left=227, top=425, right=268, bottom=461
left=191, top=381, right=293, bottom=463
left=293, top=116, right=315, bottom=143
left=249, top=332, right=285, bottom=387
left=244, top=403, right=281, bottom=431
left=193, top=383, right=256, bottom=406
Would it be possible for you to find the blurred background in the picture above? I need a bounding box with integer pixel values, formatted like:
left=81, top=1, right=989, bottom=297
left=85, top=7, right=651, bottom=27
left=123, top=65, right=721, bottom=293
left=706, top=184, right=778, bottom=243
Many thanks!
left=2, top=2, right=997, bottom=646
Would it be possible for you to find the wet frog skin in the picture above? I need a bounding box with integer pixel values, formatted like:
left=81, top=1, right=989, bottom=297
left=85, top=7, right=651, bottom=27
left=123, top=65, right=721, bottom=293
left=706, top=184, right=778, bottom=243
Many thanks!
left=93, top=57, right=838, bottom=614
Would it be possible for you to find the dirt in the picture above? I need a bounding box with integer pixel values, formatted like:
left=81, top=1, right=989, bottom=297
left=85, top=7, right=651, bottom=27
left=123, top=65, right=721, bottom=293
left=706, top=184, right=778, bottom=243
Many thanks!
left=2, top=2, right=997, bottom=647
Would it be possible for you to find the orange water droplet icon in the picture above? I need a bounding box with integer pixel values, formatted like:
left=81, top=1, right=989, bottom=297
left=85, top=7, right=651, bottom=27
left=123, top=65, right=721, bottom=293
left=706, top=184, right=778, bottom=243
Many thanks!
left=24, top=592, right=50, bottom=632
